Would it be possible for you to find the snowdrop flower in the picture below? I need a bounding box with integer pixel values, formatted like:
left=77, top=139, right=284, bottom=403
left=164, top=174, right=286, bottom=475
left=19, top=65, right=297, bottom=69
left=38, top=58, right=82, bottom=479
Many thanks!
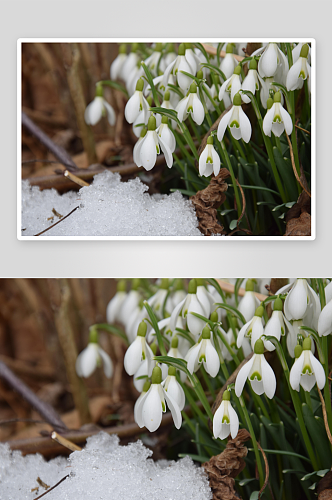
left=292, top=43, right=311, bottom=65
left=171, top=280, right=187, bottom=308
left=277, top=279, right=321, bottom=326
left=162, top=366, right=185, bottom=410
left=164, top=44, right=177, bottom=68
left=196, top=279, right=216, bottom=318
left=238, top=279, right=260, bottom=322
left=119, top=279, right=141, bottom=326
left=132, top=95, right=152, bottom=138
left=147, top=278, right=169, bottom=319
left=133, top=116, right=173, bottom=171
left=286, top=44, right=311, bottom=92
left=126, top=63, right=145, bottom=96
left=176, top=82, right=205, bottom=125
left=290, top=339, right=325, bottom=392
left=242, top=59, right=261, bottom=104
left=325, top=281, right=332, bottom=304
left=184, top=43, right=201, bottom=76
left=134, top=379, right=151, bottom=424
left=263, top=92, right=293, bottom=138
left=156, top=91, right=177, bottom=129
left=163, top=43, right=195, bottom=91
left=121, top=43, right=140, bottom=83
left=286, top=319, right=314, bottom=358
left=199, top=136, right=220, bottom=177
left=253, top=43, right=289, bottom=81
left=144, top=43, right=165, bottom=77
left=76, top=328, right=113, bottom=378
left=259, top=77, right=284, bottom=109
left=126, top=301, right=150, bottom=345
left=106, top=280, right=127, bottom=324
left=125, top=78, right=150, bottom=124
left=186, top=325, right=220, bottom=377
left=169, top=279, right=207, bottom=338
left=318, top=300, right=332, bottom=337
left=213, top=390, right=239, bottom=440
left=218, top=65, right=242, bottom=104
left=161, top=336, right=186, bottom=381
left=217, top=92, right=252, bottom=143
left=84, top=84, right=116, bottom=126
left=135, top=366, right=182, bottom=431
left=235, top=339, right=276, bottom=398
left=124, top=321, right=154, bottom=376
left=263, top=297, right=292, bottom=351
left=133, top=342, right=157, bottom=392
left=237, top=305, right=264, bottom=351
left=220, top=44, right=238, bottom=80
left=156, top=117, right=176, bottom=154
left=110, top=44, right=127, bottom=80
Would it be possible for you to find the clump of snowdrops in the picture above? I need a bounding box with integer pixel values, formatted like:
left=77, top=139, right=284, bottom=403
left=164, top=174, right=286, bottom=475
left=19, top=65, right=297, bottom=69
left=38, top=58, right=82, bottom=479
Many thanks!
left=76, top=277, right=331, bottom=500
left=84, top=42, right=312, bottom=236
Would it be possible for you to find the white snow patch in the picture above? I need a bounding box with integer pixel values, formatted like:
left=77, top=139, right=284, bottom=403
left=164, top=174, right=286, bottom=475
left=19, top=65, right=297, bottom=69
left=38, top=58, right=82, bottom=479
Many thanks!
left=21, top=172, right=203, bottom=237
left=0, top=432, right=212, bottom=500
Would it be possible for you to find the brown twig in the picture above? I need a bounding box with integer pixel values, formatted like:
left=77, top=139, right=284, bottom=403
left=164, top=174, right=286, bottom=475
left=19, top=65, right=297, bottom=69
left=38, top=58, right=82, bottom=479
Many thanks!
left=317, top=385, right=332, bottom=447
left=216, top=280, right=268, bottom=301
left=34, top=475, right=69, bottom=500
left=228, top=180, right=252, bottom=236
left=295, top=124, right=310, bottom=135
left=51, top=431, right=82, bottom=452
left=257, top=442, right=270, bottom=499
left=286, top=134, right=311, bottom=198
left=34, top=206, right=79, bottom=236
left=0, top=360, right=67, bottom=432
left=22, top=112, right=78, bottom=172
left=64, top=170, right=89, bottom=187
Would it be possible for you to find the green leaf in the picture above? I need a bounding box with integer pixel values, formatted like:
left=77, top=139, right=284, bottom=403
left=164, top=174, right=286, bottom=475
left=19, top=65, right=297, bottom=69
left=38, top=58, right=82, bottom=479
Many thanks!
left=141, top=62, right=161, bottom=107
left=143, top=301, right=167, bottom=356
left=98, top=80, right=129, bottom=98
left=249, top=491, right=260, bottom=500
left=229, top=219, right=238, bottom=231
left=93, top=323, right=128, bottom=344
left=301, top=469, right=329, bottom=481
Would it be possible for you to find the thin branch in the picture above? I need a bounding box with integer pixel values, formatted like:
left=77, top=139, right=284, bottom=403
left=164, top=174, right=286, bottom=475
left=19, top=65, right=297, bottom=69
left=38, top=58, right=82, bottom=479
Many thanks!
left=64, top=170, right=89, bottom=187
left=257, top=442, right=271, bottom=500
left=216, top=280, right=268, bottom=301
left=51, top=431, right=82, bottom=452
left=22, top=112, right=78, bottom=172
left=34, top=206, right=79, bottom=236
left=317, top=385, right=332, bottom=447
left=286, top=134, right=311, bottom=198
left=34, top=475, right=69, bottom=500
left=0, top=361, right=67, bottom=432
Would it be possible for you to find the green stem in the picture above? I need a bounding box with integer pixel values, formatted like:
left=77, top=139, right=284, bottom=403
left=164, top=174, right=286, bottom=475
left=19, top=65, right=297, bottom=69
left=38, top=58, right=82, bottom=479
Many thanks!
left=239, top=395, right=264, bottom=487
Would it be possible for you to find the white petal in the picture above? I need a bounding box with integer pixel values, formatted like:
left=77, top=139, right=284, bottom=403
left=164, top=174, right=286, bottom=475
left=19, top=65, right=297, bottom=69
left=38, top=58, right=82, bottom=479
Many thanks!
left=85, top=98, right=103, bottom=126
left=158, top=134, right=173, bottom=168
left=134, top=390, right=149, bottom=428
left=97, top=347, right=113, bottom=378
left=259, top=44, right=278, bottom=78
left=77, top=344, right=97, bottom=378
left=235, top=356, right=254, bottom=397
left=300, top=372, right=316, bottom=392
left=318, top=301, right=332, bottom=337
left=221, top=54, right=237, bottom=79
left=133, top=137, right=144, bottom=167
left=230, top=76, right=242, bottom=103
left=124, top=337, right=143, bottom=375
left=159, top=126, right=176, bottom=153
left=203, top=341, right=220, bottom=377
left=163, top=59, right=177, bottom=88
left=279, top=106, right=293, bottom=136
left=262, top=106, right=275, bottom=137
left=169, top=297, right=186, bottom=334
left=229, top=404, right=239, bottom=438
left=289, top=355, right=303, bottom=391
left=218, top=77, right=231, bottom=101
left=261, top=356, right=276, bottom=398
left=217, top=109, right=232, bottom=142
left=139, top=132, right=157, bottom=171
left=164, top=389, right=182, bottom=429
left=239, top=108, right=251, bottom=143
left=237, top=319, right=251, bottom=348
left=177, top=57, right=194, bottom=90
left=133, top=359, right=149, bottom=392
left=176, top=96, right=189, bottom=123
left=238, top=292, right=259, bottom=322
left=196, top=287, right=211, bottom=317
left=286, top=59, right=302, bottom=91
left=199, top=146, right=209, bottom=176
left=212, top=149, right=221, bottom=176
left=125, top=92, right=141, bottom=124
left=187, top=296, right=206, bottom=336
left=106, top=292, right=126, bottom=323
left=309, top=352, right=326, bottom=390
left=142, top=385, right=163, bottom=432
left=213, top=401, right=225, bottom=439
left=192, top=95, right=205, bottom=125
left=250, top=318, right=264, bottom=350
left=186, top=343, right=201, bottom=374
left=242, top=71, right=256, bottom=103
left=285, top=280, right=308, bottom=320
left=165, top=377, right=185, bottom=410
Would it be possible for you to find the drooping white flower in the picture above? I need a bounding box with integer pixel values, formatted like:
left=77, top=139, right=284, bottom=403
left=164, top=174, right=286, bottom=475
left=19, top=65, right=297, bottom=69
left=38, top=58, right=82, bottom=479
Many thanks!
left=161, top=336, right=186, bottom=382
left=125, top=78, right=149, bottom=124
left=217, top=92, right=252, bottom=143
left=85, top=85, right=116, bottom=126
left=169, top=279, right=207, bottom=339
left=176, top=82, right=205, bottom=125
left=286, top=44, right=311, bottom=92
left=290, top=338, right=325, bottom=392
left=156, top=91, right=177, bottom=129
left=286, top=319, right=314, bottom=358
left=253, top=43, right=289, bottom=82
left=133, top=342, right=157, bottom=392
left=135, top=366, right=182, bottom=432
left=325, top=281, right=332, bottom=304
left=76, top=329, right=113, bottom=378
left=163, top=43, right=195, bottom=91
left=259, top=77, right=284, bottom=109
left=119, top=280, right=141, bottom=326
left=144, top=43, right=165, bottom=77
left=220, top=44, right=238, bottom=80
left=186, top=325, right=220, bottom=377
left=126, top=63, right=145, bottom=96
left=162, top=366, right=186, bottom=410
left=263, top=92, right=293, bottom=138
left=134, top=379, right=151, bottom=426
left=126, top=301, right=150, bottom=345
left=121, top=43, right=140, bottom=83
left=106, top=280, right=127, bottom=324
left=263, top=297, right=291, bottom=351
left=184, top=43, right=201, bottom=77
left=156, top=117, right=176, bottom=153
left=218, top=65, right=242, bottom=104
left=318, top=300, right=332, bottom=337
left=277, top=279, right=321, bottom=326
left=132, top=95, right=152, bottom=138
left=110, top=44, right=127, bottom=80
left=196, top=280, right=217, bottom=318
left=237, top=305, right=264, bottom=351
left=238, top=279, right=260, bottom=322
left=213, top=390, right=239, bottom=440
left=147, top=278, right=170, bottom=320
left=235, top=339, right=276, bottom=398
left=292, top=43, right=311, bottom=65
left=133, top=115, right=173, bottom=171
left=124, top=321, right=154, bottom=376
left=164, top=44, right=177, bottom=68
left=241, top=59, right=261, bottom=104
left=199, top=135, right=220, bottom=177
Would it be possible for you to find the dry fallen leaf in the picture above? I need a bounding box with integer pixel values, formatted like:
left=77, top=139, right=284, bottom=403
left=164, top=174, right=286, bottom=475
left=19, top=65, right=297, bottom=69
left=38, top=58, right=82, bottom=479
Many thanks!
left=202, top=429, right=251, bottom=500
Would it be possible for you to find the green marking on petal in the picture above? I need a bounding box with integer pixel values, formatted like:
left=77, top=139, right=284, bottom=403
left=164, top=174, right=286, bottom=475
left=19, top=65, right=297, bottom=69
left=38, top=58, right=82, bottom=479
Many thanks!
left=207, top=156, right=213, bottom=163
left=302, top=364, right=312, bottom=375
left=250, top=371, right=262, bottom=381
left=183, top=309, right=188, bottom=317
left=199, top=354, right=206, bottom=363
left=142, top=351, right=146, bottom=360
left=299, top=70, right=306, bottom=79
left=273, top=115, right=282, bottom=123
left=156, top=145, right=160, bottom=154
left=162, top=401, right=166, bottom=412
left=187, top=106, right=193, bottom=113
left=222, top=415, right=230, bottom=424
left=229, top=120, right=240, bottom=129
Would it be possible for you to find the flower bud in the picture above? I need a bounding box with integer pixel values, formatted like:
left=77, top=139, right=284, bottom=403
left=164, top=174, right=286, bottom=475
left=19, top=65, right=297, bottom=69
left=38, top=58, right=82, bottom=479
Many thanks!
left=249, top=59, right=257, bottom=70
left=161, top=116, right=168, bottom=125
left=119, top=44, right=127, bottom=54
left=294, top=344, right=303, bottom=359
left=89, top=327, right=98, bottom=344
left=143, top=379, right=151, bottom=392
left=226, top=43, right=234, bottom=54
left=132, top=278, right=140, bottom=290
left=189, top=82, right=197, bottom=94
left=233, top=93, right=242, bottom=106
left=273, top=91, right=281, bottom=103
left=266, top=97, right=274, bottom=110
left=303, top=337, right=311, bottom=351
left=164, top=90, right=170, bottom=101
left=152, top=366, right=162, bottom=384
left=178, top=43, right=186, bottom=56
left=168, top=366, right=177, bottom=376
left=148, top=115, right=157, bottom=131
left=210, top=310, right=219, bottom=323
left=171, top=336, right=179, bottom=348
left=135, top=78, right=144, bottom=92
left=207, top=135, right=214, bottom=145
left=202, top=325, right=211, bottom=339
left=274, top=297, right=283, bottom=311
left=245, top=279, right=255, bottom=292
left=222, top=390, right=231, bottom=401
left=300, top=44, right=309, bottom=59
left=254, top=339, right=264, bottom=354
left=188, top=279, right=197, bottom=294
left=117, top=279, right=126, bottom=292
left=255, top=306, right=264, bottom=318
left=234, top=65, right=242, bottom=76
left=137, top=321, right=147, bottom=337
